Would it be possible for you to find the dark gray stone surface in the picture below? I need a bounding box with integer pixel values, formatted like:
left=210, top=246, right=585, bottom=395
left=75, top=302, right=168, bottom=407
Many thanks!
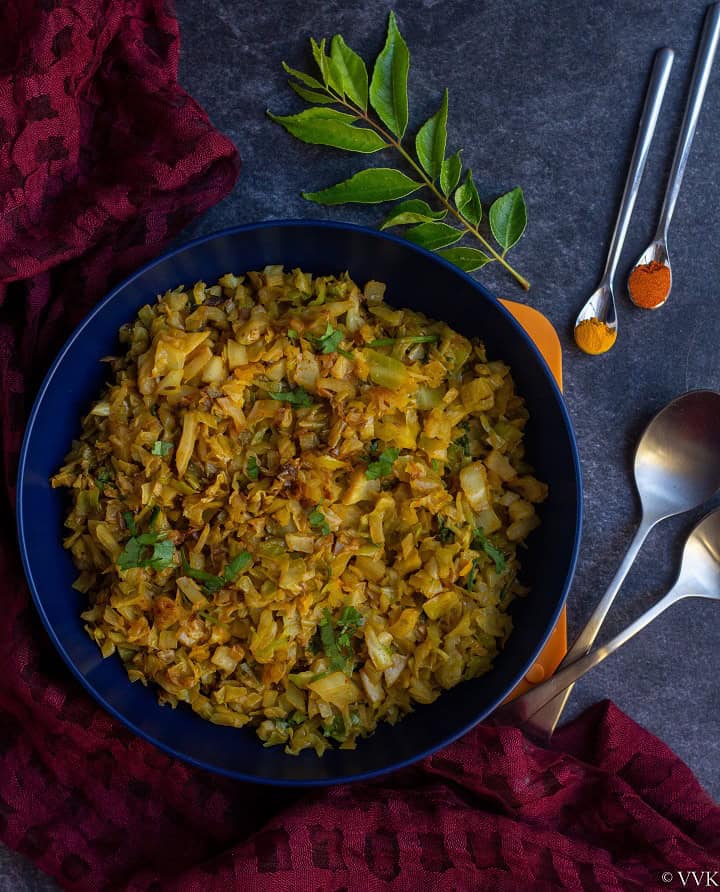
left=4, top=0, right=720, bottom=886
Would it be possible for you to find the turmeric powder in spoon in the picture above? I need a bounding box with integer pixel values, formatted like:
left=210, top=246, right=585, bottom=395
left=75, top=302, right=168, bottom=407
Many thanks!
left=574, top=318, right=617, bottom=355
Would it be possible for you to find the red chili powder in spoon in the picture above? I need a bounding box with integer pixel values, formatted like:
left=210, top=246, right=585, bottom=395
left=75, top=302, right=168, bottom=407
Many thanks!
left=628, top=260, right=671, bottom=308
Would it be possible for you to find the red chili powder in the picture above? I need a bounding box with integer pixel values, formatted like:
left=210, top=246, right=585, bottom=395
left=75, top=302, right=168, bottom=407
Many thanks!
left=628, top=260, right=671, bottom=308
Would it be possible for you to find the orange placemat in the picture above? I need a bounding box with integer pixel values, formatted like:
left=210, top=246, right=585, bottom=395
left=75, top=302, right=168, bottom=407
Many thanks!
left=499, top=301, right=567, bottom=700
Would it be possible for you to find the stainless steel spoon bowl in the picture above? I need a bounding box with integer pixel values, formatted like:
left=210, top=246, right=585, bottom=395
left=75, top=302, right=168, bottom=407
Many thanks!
left=495, top=508, right=720, bottom=726
left=501, top=389, right=720, bottom=736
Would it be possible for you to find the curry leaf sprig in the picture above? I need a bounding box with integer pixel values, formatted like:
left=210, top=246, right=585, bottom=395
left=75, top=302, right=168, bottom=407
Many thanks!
left=268, top=12, right=529, bottom=289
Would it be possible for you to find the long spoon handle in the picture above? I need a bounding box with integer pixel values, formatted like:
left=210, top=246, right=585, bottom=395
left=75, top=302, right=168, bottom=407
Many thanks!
left=502, top=517, right=654, bottom=735
left=603, top=48, right=674, bottom=282
left=657, top=3, right=720, bottom=240
left=495, top=588, right=684, bottom=726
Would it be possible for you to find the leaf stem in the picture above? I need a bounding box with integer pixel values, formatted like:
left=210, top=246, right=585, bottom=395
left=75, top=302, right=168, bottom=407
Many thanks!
left=328, top=89, right=530, bottom=290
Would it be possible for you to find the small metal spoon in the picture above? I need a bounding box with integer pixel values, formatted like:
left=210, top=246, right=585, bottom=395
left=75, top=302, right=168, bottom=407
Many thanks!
left=500, top=390, right=720, bottom=737
left=629, top=3, right=720, bottom=310
left=495, top=508, right=720, bottom=727
left=574, top=48, right=674, bottom=348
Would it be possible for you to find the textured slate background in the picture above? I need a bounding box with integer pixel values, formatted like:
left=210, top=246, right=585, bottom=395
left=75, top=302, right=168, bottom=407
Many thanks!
left=3, top=0, right=720, bottom=886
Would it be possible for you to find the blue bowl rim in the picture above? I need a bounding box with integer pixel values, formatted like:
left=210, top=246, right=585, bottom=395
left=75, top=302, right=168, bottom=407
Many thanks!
left=16, top=218, right=582, bottom=786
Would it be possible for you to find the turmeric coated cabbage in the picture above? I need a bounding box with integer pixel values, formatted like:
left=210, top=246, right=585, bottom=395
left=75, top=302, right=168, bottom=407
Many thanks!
left=52, top=267, right=547, bottom=755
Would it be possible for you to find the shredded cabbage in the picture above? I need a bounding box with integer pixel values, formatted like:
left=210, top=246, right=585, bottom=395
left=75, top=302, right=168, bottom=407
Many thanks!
left=52, top=268, right=547, bottom=755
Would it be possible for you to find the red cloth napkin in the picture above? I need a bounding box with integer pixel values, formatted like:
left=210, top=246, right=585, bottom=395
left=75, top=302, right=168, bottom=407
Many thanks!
left=1, top=3, right=719, bottom=891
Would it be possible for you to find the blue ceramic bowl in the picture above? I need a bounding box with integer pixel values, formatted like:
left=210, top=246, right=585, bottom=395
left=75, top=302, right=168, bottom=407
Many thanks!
left=17, top=221, right=581, bottom=785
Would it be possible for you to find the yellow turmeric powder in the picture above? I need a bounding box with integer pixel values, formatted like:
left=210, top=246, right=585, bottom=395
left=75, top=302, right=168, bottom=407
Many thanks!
left=574, top=318, right=616, bottom=355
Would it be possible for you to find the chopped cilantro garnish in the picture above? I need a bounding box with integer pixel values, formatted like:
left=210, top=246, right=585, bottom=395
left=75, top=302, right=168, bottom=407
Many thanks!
left=151, top=440, right=172, bottom=456
left=147, top=539, right=175, bottom=569
left=269, top=388, right=314, bottom=408
left=117, top=537, right=144, bottom=570
left=246, top=454, right=260, bottom=481
left=323, top=714, right=346, bottom=741
left=336, top=606, right=364, bottom=650
left=118, top=513, right=175, bottom=572
left=224, top=550, right=252, bottom=581
left=308, top=630, right=323, bottom=655
left=96, top=468, right=113, bottom=486
left=308, top=506, right=330, bottom=536
left=365, top=447, right=400, bottom=480
left=287, top=328, right=299, bottom=340
left=319, top=609, right=343, bottom=670
left=473, top=528, right=506, bottom=574
left=180, top=551, right=222, bottom=592
left=437, top=519, right=454, bottom=544
left=311, top=322, right=345, bottom=355
left=317, top=606, right=364, bottom=674
left=465, top=557, right=479, bottom=591
left=499, top=574, right=516, bottom=603
left=181, top=549, right=252, bottom=594
left=337, top=347, right=355, bottom=360
left=454, top=433, right=471, bottom=457
left=431, top=459, right=440, bottom=473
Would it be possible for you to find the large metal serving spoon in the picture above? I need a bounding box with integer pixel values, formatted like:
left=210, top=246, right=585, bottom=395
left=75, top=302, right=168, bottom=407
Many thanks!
left=629, top=3, right=720, bottom=310
left=500, top=390, right=720, bottom=737
left=495, top=508, right=720, bottom=727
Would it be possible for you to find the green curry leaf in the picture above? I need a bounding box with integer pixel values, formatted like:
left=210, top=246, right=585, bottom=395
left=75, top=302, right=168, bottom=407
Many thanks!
left=404, top=222, right=463, bottom=251
left=303, top=168, right=421, bottom=205
left=454, top=170, right=482, bottom=227
left=282, top=61, right=324, bottom=90
left=489, top=187, right=527, bottom=252
left=266, top=108, right=386, bottom=153
left=436, top=246, right=491, bottom=272
left=379, top=198, right=447, bottom=229
left=330, top=34, right=369, bottom=110
left=440, top=150, right=463, bottom=196
left=415, top=88, right=448, bottom=181
left=369, top=11, right=410, bottom=137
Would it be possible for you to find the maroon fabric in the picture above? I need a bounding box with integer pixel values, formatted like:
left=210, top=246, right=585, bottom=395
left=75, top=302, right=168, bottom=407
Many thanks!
left=1, top=3, right=719, bottom=891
